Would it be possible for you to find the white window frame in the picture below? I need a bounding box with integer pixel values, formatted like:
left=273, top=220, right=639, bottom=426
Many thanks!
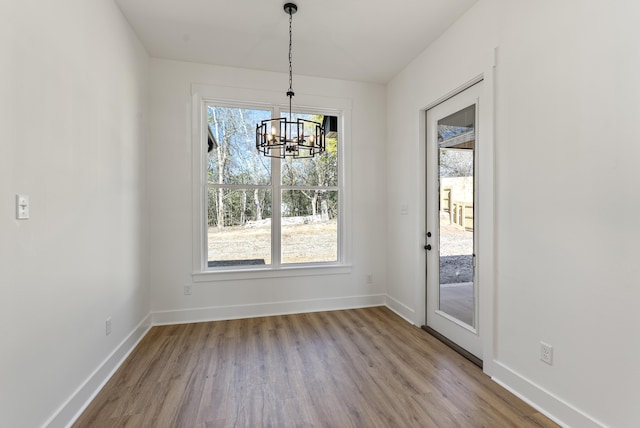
left=191, top=83, right=352, bottom=282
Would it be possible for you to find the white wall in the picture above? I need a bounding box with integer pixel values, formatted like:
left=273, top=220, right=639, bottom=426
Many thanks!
left=0, top=1, right=150, bottom=426
left=6, top=0, right=637, bottom=426
left=387, top=0, right=640, bottom=426
left=147, top=59, right=388, bottom=322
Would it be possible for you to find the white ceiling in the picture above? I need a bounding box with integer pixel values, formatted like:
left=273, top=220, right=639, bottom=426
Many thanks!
left=114, top=0, right=477, bottom=84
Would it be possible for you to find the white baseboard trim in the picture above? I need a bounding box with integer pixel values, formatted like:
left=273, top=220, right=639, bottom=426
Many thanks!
left=152, top=294, right=387, bottom=325
left=384, top=294, right=416, bottom=324
left=491, top=361, right=605, bottom=428
left=44, top=314, right=152, bottom=428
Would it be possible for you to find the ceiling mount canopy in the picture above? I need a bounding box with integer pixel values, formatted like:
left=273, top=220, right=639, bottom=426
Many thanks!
left=255, top=2, right=326, bottom=159
left=283, top=2, right=297, bottom=15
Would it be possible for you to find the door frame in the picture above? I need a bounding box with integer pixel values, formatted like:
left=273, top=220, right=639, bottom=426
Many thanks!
left=416, top=59, right=496, bottom=376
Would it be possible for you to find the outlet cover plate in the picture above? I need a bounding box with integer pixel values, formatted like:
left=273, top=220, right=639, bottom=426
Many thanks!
left=540, top=342, right=553, bottom=365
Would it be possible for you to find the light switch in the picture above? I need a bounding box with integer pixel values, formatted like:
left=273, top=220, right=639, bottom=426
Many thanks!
left=16, top=195, right=29, bottom=220
left=400, top=204, right=409, bottom=216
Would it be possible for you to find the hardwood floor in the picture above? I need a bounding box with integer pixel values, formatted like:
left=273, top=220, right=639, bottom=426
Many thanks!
left=74, top=307, right=557, bottom=427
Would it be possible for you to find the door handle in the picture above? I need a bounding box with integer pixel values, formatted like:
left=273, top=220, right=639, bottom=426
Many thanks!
left=424, top=232, right=432, bottom=251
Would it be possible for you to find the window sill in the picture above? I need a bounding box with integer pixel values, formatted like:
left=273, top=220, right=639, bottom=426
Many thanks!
left=192, top=264, right=352, bottom=283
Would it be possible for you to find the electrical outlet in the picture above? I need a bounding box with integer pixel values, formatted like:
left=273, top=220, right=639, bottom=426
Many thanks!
left=105, top=318, right=112, bottom=336
left=184, top=285, right=193, bottom=295
left=366, top=274, right=373, bottom=284
left=540, top=342, right=553, bottom=365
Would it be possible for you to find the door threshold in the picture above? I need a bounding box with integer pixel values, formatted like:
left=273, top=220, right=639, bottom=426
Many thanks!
left=421, top=325, right=483, bottom=369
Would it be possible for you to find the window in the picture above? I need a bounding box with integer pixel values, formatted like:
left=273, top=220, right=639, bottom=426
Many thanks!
left=200, top=101, right=343, bottom=274
left=206, top=106, right=273, bottom=267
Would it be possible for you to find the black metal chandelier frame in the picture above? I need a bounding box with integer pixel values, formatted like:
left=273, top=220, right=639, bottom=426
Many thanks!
left=256, top=2, right=326, bottom=159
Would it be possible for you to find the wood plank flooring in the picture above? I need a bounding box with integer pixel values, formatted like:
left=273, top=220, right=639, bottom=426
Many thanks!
left=74, top=307, right=557, bottom=428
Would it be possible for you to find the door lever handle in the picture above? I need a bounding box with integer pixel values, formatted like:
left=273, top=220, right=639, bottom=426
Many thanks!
left=424, top=244, right=432, bottom=251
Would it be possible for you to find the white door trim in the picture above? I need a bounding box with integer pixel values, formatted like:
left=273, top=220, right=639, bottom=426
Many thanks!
left=416, top=50, right=496, bottom=377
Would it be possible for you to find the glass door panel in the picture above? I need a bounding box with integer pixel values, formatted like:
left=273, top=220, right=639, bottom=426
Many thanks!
left=437, top=105, right=475, bottom=327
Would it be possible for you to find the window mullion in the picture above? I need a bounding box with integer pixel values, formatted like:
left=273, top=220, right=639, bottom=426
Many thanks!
left=207, top=184, right=270, bottom=190
left=271, top=106, right=283, bottom=268
left=280, top=186, right=340, bottom=191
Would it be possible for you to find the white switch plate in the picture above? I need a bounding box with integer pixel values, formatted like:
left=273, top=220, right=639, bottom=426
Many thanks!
left=16, top=195, right=30, bottom=220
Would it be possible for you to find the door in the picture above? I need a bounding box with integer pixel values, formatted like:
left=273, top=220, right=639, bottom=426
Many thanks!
left=425, top=82, right=482, bottom=360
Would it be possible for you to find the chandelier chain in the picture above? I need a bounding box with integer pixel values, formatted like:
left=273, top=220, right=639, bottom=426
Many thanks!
left=256, top=3, right=326, bottom=159
left=288, top=10, right=293, bottom=94
left=287, top=7, right=293, bottom=119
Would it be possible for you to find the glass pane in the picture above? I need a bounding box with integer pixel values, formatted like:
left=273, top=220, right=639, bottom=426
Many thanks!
left=438, top=104, right=475, bottom=327
left=207, top=106, right=272, bottom=185
left=281, top=189, right=338, bottom=264
left=207, top=188, right=272, bottom=266
left=282, top=113, right=338, bottom=187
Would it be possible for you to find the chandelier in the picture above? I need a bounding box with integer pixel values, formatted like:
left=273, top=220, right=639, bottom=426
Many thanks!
left=256, top=3, right=325, bottom=159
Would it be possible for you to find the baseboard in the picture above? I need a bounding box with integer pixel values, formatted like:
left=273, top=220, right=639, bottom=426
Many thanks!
left=491, top=361, right=606, bottom=428
left=384, top=294, right=416, bottom=324
left=44, top=314, right=153, bottom=428
left=152, top=294, right=387, bottom=325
